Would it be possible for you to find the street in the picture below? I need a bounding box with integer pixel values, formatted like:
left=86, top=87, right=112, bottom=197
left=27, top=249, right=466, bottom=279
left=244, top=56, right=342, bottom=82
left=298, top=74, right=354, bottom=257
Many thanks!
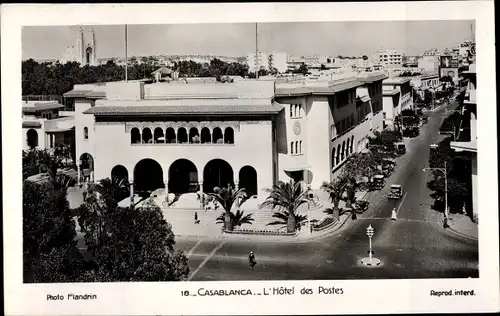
left=175, top=103, right=479, bottom=280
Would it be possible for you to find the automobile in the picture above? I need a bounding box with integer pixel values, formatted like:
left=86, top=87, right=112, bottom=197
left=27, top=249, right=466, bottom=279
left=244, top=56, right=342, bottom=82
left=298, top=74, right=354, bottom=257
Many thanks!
left=430, top=144, right=438, bottom=149
left=395, top=142, right=406, bottom=155
left=369, top=175, right=385, bottom=190
left=354, top=199, right=370, bottom=212
left=388, top=184, right=403, bottom=200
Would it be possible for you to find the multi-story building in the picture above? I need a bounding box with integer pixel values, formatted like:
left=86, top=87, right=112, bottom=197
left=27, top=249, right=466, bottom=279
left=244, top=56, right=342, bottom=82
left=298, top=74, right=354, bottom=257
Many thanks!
left=450, top=63, right=477, bottom=220
left=373, top=49, right=403, bottom=68
left=410, top=72, right=440, bottom=98
left=22, top=100, right=75, bottom=151
left=381, top=77, right=413, bottom=128
left=62, top=73, right=386, bottom=202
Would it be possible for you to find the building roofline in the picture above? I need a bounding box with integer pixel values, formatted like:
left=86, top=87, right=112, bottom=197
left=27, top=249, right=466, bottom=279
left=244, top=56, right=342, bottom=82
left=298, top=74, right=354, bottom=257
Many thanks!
left=83, top=103, right=284, bottom=116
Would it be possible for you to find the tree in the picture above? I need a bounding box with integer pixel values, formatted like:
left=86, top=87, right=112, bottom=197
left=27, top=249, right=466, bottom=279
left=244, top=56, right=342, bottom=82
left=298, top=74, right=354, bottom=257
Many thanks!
left=368, top=130, right=402, bottom=154
left=23, top=181, right=84, bottom=282
left=260, top=180, right=310, bottom=233
left=80, top=200, right=189, bottom=282
left=216, top=209, right=254, bottom=229
left=208, top=186, right=248, bottom=231
left=321, top=178, right=347, bottom=221
left=341, top=153, right=379, bottom=183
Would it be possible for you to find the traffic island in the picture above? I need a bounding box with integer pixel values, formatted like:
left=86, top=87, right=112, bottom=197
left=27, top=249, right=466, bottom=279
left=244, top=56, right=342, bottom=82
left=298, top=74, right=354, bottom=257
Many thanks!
left=360, top=257, right=382, bottom=267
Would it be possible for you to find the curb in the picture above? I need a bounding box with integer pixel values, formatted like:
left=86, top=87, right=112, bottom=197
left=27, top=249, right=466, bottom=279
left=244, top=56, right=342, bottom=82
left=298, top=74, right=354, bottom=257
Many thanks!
left=442, top=219, right=478, bottom=241
left=174, top=213, right=353, bottom=244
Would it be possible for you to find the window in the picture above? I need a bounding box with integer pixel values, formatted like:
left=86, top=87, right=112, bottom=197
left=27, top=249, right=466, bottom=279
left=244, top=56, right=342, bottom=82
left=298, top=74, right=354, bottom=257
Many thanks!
left=84, top=127, right=88, bottom=140
left=290, top=105, right=293, bottom=117
left=299, top=141, right=302, bottom=153
left=290, top=141, right=294, bottom=154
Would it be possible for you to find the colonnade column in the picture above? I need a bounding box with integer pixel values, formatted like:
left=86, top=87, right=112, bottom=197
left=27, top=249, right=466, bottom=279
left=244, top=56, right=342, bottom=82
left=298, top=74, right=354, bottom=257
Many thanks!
left=129, top=178, right=135, bottom=208
left=164, top=180, right=169, bottom=205
left=234, top=178, right=239, bottom=206
left=199, top=178, right=204, bottom=210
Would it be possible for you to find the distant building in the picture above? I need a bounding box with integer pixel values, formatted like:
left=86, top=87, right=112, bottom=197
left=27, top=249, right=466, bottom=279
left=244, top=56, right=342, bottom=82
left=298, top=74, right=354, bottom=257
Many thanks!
left=418, top=55, right=440, bottom=72
left=373, top=49, right=403, bottom=68
left=61, top=27, right=98, bottom=66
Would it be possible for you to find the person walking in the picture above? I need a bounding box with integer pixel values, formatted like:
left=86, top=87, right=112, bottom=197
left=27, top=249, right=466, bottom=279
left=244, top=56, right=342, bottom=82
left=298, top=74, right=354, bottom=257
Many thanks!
left=194, top=211, right=199, bottom=224
left=249, top=251, right=256, bottom=270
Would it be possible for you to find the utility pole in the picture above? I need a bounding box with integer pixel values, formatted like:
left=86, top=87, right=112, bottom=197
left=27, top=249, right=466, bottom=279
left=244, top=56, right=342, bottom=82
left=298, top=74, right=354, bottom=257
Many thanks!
left=125, top=24, right=128, bottom=82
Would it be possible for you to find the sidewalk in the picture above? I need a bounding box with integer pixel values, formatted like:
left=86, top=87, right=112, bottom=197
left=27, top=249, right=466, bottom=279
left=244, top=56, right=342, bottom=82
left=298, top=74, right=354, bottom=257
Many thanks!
left=446, top=212, right=478, bottom=240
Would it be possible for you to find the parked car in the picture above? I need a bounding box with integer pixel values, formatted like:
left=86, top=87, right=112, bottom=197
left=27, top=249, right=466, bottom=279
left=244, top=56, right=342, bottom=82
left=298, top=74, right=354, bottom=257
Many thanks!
left=396, top=142, right=406, bottom=155
left=354, top=199, right=370, bottom=212
left=368, top=175, right=385, bottom=191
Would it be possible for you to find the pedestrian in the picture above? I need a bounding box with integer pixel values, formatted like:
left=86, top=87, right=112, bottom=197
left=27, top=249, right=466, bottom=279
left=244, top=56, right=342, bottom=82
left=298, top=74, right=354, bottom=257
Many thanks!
left=194, top=211, right=199, bottom=224
left=249, top=251, right=256, bottom=270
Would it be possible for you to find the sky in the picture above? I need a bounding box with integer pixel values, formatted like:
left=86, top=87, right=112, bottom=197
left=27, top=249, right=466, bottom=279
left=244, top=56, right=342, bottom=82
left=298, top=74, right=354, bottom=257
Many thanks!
left=22, top=21, right=474, bottom=60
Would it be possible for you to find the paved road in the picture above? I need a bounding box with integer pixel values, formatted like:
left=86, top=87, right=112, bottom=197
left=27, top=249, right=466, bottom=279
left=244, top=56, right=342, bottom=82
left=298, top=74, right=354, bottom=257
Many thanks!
left=175, top=102, right=478, bottom=280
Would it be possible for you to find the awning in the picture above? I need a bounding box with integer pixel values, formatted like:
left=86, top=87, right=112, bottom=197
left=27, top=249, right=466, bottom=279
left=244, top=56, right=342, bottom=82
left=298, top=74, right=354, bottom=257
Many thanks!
left=45, top=128, right=73, bottom=133
left=284, top=165, right=312, bottom=172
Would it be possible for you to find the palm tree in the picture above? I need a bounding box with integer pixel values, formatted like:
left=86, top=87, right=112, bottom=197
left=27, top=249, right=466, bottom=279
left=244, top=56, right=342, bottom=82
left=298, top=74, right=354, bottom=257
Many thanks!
left=321, top=177, right=347, bottom=221
left=216, top=209, right=254, bottom=229
left=208, top=185, right=248, bottom=231
left=260, top=180, right=310, bottom=233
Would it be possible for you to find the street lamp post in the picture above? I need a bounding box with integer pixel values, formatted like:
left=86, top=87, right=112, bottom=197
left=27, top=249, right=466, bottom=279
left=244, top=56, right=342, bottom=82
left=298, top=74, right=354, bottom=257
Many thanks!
left=366, top=224, right=374, bottom=263
left=423, top=161, right=448, bottom=221
left=307, top=184, right=312, bottom=236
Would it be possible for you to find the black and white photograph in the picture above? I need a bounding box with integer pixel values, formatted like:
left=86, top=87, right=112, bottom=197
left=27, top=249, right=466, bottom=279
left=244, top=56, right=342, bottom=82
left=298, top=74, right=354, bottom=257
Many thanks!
left=3, top=2, right=499, bottom=315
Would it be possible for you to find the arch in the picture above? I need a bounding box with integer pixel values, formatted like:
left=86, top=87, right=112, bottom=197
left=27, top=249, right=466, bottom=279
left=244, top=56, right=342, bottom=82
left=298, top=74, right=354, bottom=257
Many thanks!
left=290, top=141, right=294, bottom=154
left=350, top=135, right=355, bottom=154
left=295, top=141, right=299, bottom=154
left=79, top=153, right=94, bottom=182
left=346, top=138, right=351, bottom=156
left=239, top=166, right=258, bottom=197
left=224, top=127, right=234, bottom=144
left=200, top=127, right=211, bottom=143
left=290, top=105, right=293, bottom=117
left=85, top=47, right=93, bottom=65
left=166, top=127, right=176, bottom=143
left=154, top=127, right=165, bottom=144
left=189, top=127, right=200, bottom=143
left=131, top=127, right=141, bottom=144
left=142, top=127, right=152, bottom=144
left=27, top=129, right=38, bottom=148
left=336, top=144, right=341, bottom=164
left=134, top=158, right=164, bottom=193
left=331, top=147, right=336, bottom=168
left=213, top=127, right=223, bottom=144
left=111, top=165, right=129, bottom=185
left=177, top=127, right=188, bottom=143
left=299, top=140, right=302, bottom=154
left=168, top=159, right=198, bottom=193
left=203, top=159, right=234, bottom=193
left=84, top=127, right=89, bottom=140
left=341, top=141, right=346, bottom=160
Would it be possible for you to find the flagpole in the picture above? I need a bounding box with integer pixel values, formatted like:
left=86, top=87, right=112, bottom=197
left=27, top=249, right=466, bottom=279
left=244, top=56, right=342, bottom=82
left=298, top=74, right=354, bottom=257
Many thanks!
left=255, top=23, right=259, bottom=80
left=125, top=24, right=128, bottom=82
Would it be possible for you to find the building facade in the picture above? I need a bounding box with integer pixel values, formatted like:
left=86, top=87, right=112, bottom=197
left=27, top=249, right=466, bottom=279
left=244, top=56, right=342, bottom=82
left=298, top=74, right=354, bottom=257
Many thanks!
left=373, top=49, right=403, bottom=68
left=381, top=77, right=413, bottom=128
left=63, top=73, right=388, bottom=202
left=22, top=101, right=75, bottom=151
left=450, top=63, right=477, bottom=219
